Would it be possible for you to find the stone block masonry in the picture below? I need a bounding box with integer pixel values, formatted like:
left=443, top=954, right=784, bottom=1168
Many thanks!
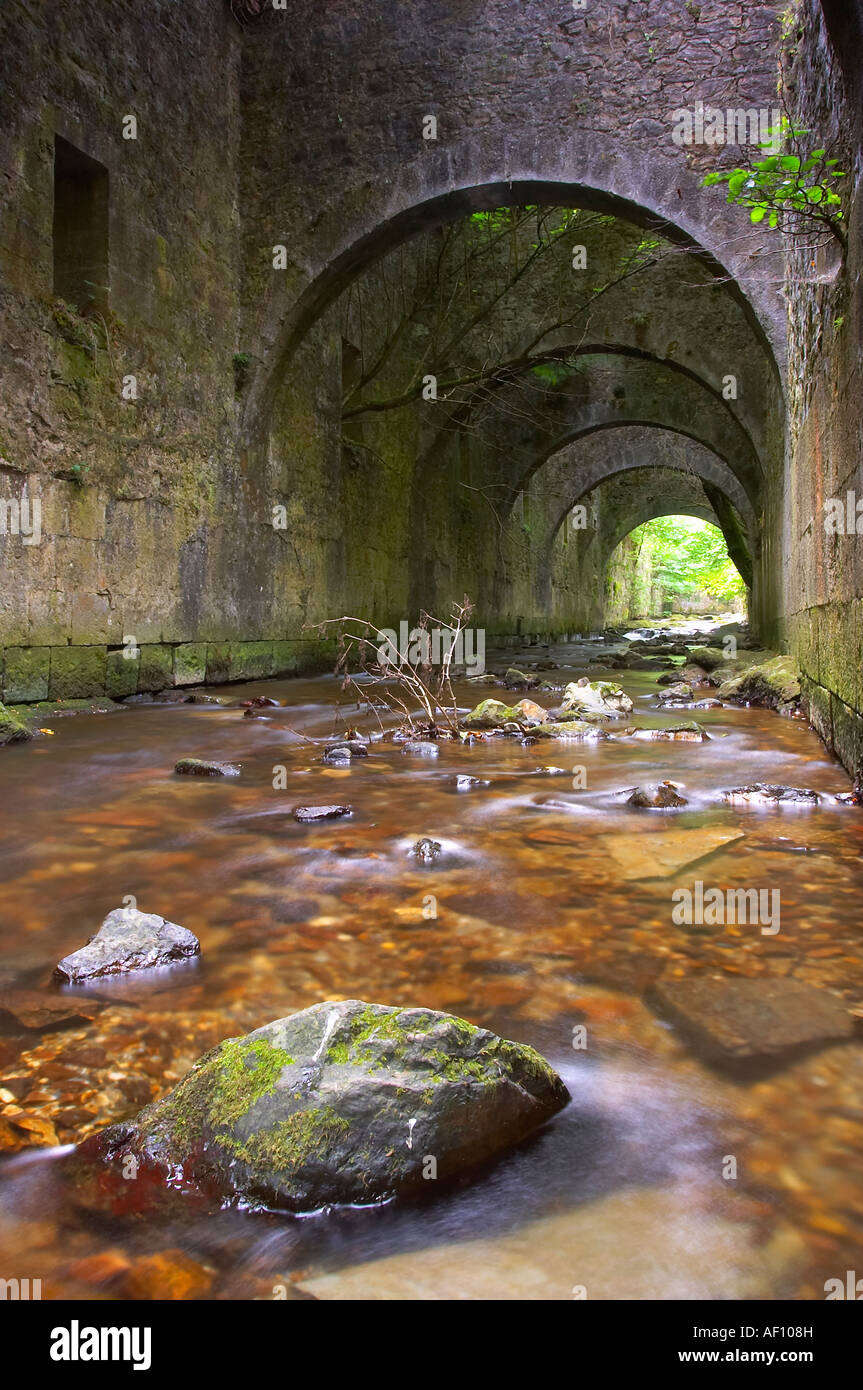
left=0, top=639, right=337, bottom=704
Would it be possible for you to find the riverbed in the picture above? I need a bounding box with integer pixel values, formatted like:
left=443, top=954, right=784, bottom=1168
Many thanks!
left=1, top=630, right=862, bottom=1300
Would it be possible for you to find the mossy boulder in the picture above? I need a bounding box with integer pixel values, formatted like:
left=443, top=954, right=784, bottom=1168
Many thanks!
left=502, top=667, right=539, bottom=690
left=561, top=679, right=633, bottom=718
left=85, top=1001, right=569, bottom=1213
left=0, top=701, right=33, bottom=746
left=462, top=698, right=549, bottom=729
left=717, top=655, right=801, bottom=713
left=685, top=645, right=727, bottom=671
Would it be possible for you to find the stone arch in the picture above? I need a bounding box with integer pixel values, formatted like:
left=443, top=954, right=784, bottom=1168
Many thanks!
left=475, top=352, right=765, bottom=507
left=241, top=176, right=785, bottom=444
left=537, top=428, right=754, bottom=548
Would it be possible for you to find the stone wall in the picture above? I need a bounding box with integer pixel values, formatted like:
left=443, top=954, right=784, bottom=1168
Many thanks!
left=5, top=0, right=855, bottom=733
left=782, top=0, right=863, bottom=777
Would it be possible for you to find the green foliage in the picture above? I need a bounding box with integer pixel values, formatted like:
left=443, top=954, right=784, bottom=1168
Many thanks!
left=702, top=120, right=846, bottom=244
left=529, top=361, right=571, bottom=387
left=629, top=516, right=746, bottom=605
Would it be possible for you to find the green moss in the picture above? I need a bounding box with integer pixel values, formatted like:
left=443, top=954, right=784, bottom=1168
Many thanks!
left=209, top=1037, right=296, bottom=1127
left=0, top=701, right=33, bottom=746
left=220, top=1106, right=349, bottom=1171
left=146, top=1035, right=297, bottom=1156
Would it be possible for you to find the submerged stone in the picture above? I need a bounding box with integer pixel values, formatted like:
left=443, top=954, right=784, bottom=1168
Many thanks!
left=454, top=775, right=490, bottom=791
left=54, top=907, right=200, bottom=983
left=85, top=1001, right=570, bottom=1212
left=649, top=977, right=854, bottom=1073
left=174, top=758, right=241, bottom=777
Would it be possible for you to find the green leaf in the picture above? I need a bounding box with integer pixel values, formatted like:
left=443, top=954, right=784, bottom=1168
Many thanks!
left=749, top=206, right=767, bottom=223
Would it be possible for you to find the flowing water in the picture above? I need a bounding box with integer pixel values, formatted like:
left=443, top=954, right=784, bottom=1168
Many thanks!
left=1, top=629, right=862, bottom=1300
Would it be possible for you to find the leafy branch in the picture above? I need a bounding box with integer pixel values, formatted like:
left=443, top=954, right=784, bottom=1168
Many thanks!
left=702, top=118, right=846, bottom=251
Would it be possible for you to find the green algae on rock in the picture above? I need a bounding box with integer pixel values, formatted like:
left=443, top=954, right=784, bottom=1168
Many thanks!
left=0, top=701, right=33, bottom=746
left=86, top=1001, right=569, bottom=1213
left=717, top=655, right=801, bottom=714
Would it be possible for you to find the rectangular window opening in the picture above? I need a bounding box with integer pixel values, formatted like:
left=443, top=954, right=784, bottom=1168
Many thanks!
left=52, top=135, right=109, bottom=315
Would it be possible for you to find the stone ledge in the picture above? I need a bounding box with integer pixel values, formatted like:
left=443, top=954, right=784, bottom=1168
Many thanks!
left=0, top=639, right=337, bottom=704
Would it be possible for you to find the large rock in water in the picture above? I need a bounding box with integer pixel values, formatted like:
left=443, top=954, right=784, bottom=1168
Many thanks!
left=717, top=654, right=801, bottom=714
left=54, top=907, right=200, bottom=982
left=90, top=1001, right=569, bottom=1212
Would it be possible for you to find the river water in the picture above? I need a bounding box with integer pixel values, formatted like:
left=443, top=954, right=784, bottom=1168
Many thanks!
left=1, top=629, right=862, bottom=1300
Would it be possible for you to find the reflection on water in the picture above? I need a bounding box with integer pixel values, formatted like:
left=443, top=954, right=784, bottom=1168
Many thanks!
left=1, top=633, right=862, bottom=1299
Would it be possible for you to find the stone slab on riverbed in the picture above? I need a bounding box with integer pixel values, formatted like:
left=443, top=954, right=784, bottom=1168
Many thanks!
left=649, top=977, right=855, bottom=1073
left=86, top=1001, right=569, bottom=1212
left=54, top=907, right=201, bottom=983
left=603, top=827, right=744, bottom=880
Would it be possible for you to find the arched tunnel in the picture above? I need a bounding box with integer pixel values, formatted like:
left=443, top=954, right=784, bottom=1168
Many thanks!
left=1, top=0, right=862, bottom=1318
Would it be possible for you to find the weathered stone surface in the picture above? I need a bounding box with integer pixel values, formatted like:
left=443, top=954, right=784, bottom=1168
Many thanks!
left=660, top=682, right=693, bottom=700
left=401, top=740, right=439, bottom=757
left=463, top=699, right=512, bottom=728
left=86, top=1001, right=570, bottom=1211
left=173, top=643, right=208, bottom=687
left=561, top=679, right=633, bottom=718
left=174, top=758, right=241, bottom=777
left=722, top=784, right=821, bottom=806
left=629, top=722, right=708, bottom=741
left=293, top=804, right=352, bottom=821
left=55, top=907, right=200, bottom=983
left=138, top=645, right=174, bottom=694
left=648, top=977, right=855, bottom=1072
left=49, top=646, right=107, bottom=699
left=322, top=742, right=368, bottom=764
left=503, top=667, right=540, bottom=689
left=3, top=647, right=49, bottom=701
left=105, top=648, right=139, bottom=699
